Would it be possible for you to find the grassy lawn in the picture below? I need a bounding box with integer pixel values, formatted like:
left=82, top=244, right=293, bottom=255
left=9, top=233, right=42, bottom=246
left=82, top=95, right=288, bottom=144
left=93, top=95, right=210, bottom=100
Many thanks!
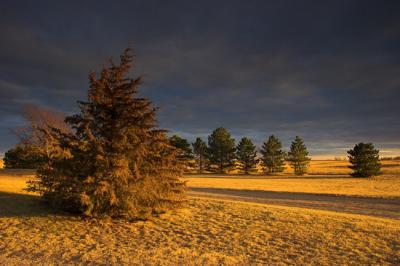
left=185, top=160, right=400, bottom=198
left=214, top=159, right=400, bottom=175
left=0, top=171, right=399, bottom=265
left=186, top=175, right=400, bottom=198
left=306, top=160, right=400, bottom=175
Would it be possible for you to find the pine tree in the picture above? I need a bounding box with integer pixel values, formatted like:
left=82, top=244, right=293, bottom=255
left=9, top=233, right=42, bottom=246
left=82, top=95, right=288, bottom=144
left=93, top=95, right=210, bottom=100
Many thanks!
left=27, top=48, right=186, bottom=219
left=260, top=135, right=285, bottom=174
left=287, top=136, right=310, bottom=175
left=192, top=137, right=208, bottom=173
left=207, top=127, right=236, bottom=173
left=169, top=135, right=193, bottom=168
left=236, top=137, right=257, bottom=174
left=347, top=143, right=381, bottom=177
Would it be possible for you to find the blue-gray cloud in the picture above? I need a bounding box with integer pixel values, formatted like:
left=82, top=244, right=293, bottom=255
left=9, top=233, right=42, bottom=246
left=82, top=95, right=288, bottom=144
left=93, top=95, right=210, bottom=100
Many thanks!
left=0, top=0, right=399, bottom=157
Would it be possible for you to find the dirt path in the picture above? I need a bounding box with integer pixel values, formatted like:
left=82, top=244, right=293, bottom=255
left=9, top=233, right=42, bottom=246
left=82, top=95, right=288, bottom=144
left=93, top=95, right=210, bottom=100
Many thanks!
left=189, top=188, right=400, bottom=220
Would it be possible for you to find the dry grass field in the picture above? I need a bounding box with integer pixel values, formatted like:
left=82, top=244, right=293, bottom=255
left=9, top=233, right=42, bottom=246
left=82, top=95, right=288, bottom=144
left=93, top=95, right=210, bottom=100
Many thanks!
left=227, top=159, right=400, bottom=175
left=186, top=175, right=400, bottom=198
left=306, top=159, right=400, bottom=175
left=1, top=162, right=400, bottom=265
left=187, top=160, right=400, bottom=198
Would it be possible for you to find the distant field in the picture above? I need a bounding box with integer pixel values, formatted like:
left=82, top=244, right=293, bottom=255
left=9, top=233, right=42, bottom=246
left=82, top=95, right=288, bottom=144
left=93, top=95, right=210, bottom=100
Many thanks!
left=0, top=173, right=399, bottom=265
left=184, top=160, right=400, bottom=198
left=306, top=159, right=400, bottom=175
left=249, top=159, right=400, bottom=175
left=189, top=159, right=400, bottom=175
left=186, top=175, right=400, bottom=198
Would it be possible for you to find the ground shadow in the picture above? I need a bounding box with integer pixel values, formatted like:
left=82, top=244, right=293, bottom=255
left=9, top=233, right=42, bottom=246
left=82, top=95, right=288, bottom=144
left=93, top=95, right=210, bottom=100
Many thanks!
left=0, top=191, right=55, bottom=218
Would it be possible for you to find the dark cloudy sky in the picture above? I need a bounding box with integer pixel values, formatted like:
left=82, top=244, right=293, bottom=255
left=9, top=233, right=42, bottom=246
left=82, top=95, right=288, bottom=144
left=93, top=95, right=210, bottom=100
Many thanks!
left=1, top=0, right=399, bottom=158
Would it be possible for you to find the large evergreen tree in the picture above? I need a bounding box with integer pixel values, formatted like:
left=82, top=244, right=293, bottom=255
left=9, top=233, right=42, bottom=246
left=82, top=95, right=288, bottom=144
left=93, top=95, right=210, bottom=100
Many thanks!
left=236, top=137, right=257, bottom=174
left=347, top=143, right=381, bottom=177
left=207, top=127, right=236, bottom=173
left=27, top=48, right=186, bottom=219
left=260, top=135, right=285, bottom=174
left=287, top=136, right=310, bottom=175
left=192, top=137, right=208, bottom=173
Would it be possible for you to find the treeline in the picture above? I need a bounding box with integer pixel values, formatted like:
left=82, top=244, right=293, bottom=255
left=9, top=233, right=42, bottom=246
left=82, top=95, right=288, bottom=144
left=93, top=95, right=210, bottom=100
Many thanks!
left=4, top=119, right=383, bottom=178
left=169, top=127, right=311, bottom=175
left=168, top=129, right=383, bottom=178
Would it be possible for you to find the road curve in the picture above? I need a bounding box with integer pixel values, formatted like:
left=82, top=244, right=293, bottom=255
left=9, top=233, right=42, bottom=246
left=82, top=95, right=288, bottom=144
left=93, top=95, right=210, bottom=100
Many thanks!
left=189, top=187, right=400, bottom=220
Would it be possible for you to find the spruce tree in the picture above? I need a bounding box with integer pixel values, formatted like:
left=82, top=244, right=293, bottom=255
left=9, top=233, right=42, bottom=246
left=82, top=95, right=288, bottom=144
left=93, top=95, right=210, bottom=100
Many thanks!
left=207, top=127, right=236, bottom=173
left=236, top=137, right=257, bottom=174
left=260, top=135, right=285, bottom=174
left=27, top=48, right=186, bottom=219
left=347, top=143, right=381, bottom=177
left=192, top=137, right=208, bottom=173
left=287, top=136, right=310, bottom=175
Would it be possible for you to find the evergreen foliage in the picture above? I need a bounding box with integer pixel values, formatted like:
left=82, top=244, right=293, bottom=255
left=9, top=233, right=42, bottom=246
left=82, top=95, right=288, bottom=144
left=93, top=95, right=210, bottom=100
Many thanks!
left=347, top=143, right=381, bottom=177
left=169, top=135, right=193, bottom=163
left=207, top=127, right=236, bottom=173
left=236, top=137, right=257, bottom=174
left=27, top=48, right=186, bottom=219
left=260, top=135, right=285, bottom=174
left=192, top=137, right=208, bottom=173
left=287, top=136, right=310, bottom=175
left=4, top=145, right=44, bottom=169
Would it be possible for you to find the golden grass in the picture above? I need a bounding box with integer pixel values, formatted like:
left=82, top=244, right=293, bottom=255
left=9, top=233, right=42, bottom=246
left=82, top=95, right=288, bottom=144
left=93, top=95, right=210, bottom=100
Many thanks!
left=0, top=172, right=399, bottom=264
left=306, top=160, right=400, bottom=175
left=185, top=160, right=400, bottom=198
left=224, top=159, right=400, bottom=175
left=186, top=175, right=400, bottom=198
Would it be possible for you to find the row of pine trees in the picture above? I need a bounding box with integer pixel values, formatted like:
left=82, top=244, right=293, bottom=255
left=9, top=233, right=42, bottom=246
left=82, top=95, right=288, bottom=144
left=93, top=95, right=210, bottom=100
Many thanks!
left=169, top=127, right=311, bottom=175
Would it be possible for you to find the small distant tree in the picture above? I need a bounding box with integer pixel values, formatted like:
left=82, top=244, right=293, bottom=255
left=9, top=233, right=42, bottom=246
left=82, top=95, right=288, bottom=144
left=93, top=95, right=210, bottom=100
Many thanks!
left=287, top=136, right=310, bottom=175
left=6, top=104, right=70, bottom=169
left=207, top=127, right=236, bottom=173
left=169, top=135, right=193, bottom=168
left=236, top=137, right=257, bottom=174
left=347, top=143, right=381, bottom=177
left=260, top=135, right=285, bottom=174
left=4, top=145, right=44, bottom=169
left=27, top=48, right=186, bottom=219
left=15, top=104, right=70, bottom=148
left=192, top=137, right=208, bottom=173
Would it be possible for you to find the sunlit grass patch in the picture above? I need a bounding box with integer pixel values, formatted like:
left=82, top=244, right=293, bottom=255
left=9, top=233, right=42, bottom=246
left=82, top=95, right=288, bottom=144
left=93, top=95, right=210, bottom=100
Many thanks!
left=186, top=175, right=400, bottom=198
left=0, top=173, right=399, bottom=265
left=1, top=196, right=399, bottom=265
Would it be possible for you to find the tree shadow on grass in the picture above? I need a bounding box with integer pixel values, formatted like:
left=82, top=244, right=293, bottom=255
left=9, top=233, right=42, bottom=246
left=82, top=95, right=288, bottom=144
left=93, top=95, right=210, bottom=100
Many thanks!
left=0, top=191, right=55, bottom=218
